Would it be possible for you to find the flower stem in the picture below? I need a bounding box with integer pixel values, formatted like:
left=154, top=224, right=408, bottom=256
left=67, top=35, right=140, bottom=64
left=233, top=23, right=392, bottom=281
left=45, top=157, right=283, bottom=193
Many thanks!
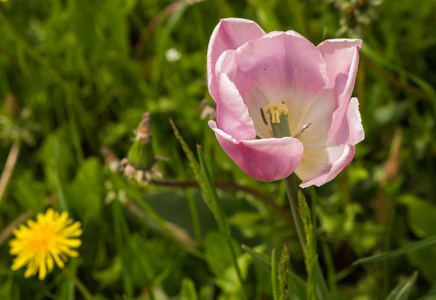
left=284, top=174, right=305, bottom=247
left=63, top=266, right=94, bottom=300
left=284, top=174, right=330, bottom=300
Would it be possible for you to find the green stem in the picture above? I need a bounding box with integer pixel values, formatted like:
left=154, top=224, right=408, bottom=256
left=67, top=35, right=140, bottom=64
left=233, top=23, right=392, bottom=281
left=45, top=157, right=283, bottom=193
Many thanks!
left=271, top=248, right=279, bottom=300
left=283, top=175, right=330, bottom=300
left=227, top=238, right=246, bottom=299
left=321, top=239, right=338, bottom=299
left=284, top=174, right=305, bottom=247
left=381, top=207, right=396, bottom=298
left=63, top=266, right=93, bottom=300
left=185, top=188, right=202, bottom=244
left=266, top=106, right=330, bottom=298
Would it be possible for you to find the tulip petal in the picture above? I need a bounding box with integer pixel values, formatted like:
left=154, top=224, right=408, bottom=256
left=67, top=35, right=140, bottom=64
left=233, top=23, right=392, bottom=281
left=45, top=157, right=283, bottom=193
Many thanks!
left=297, top=145, right=356, bottom=188
left=294, top=88, right=336, bottom=149
left=317, top=39, right=362, bottom=142
left=296, top=97, right=364, bottom=187
left=334, top=97, right=364, bottom=145
left=207, top=18, right=265, bottom=102
left=209, top=120, right=304, bottom=182
left=216, top=72, right=256, bottom=141
left=225, top=31, right=328, bottom=138
left=235, top=31, right=327, bottom=95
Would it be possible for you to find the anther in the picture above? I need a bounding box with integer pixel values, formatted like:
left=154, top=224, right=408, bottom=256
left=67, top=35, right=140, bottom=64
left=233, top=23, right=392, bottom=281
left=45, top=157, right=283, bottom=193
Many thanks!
left=260, top=108, right=268, bottom=125
left=264, top=103, right=291, bottom=138
left=265, top=104, right=289, bottom=124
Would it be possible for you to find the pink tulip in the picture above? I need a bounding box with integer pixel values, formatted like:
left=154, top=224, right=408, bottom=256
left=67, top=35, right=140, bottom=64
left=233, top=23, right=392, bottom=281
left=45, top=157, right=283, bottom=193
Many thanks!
left=207, top=18, right=364, bottom=187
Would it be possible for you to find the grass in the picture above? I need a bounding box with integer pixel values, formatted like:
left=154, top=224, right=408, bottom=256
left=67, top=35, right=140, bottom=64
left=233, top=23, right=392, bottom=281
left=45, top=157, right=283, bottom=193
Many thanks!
left=1, top=0, right=436, bottom=299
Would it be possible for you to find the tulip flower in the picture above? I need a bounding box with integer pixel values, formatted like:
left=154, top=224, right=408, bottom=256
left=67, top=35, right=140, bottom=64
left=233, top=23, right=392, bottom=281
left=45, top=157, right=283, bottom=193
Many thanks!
left=207, top=18, right=364, bottom=187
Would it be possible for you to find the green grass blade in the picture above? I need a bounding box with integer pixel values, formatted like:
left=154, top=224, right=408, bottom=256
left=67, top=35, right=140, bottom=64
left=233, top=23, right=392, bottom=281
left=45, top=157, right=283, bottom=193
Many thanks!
left=196, top=145, right=229, bottom=236
left=321, top=239, right=339, bottom=299
left=196, top=145, right=246, bottom=298
left=170, top=120, right=216, bottom=215
left=181, top=278, right=199, bottom=300
left=298, top=192, right=316, bottom=300
left=54, top=139, right=69, bottom=212
left=386, top=271, right=418, bottom=300
left=171, top=121, right=245, bottom=296
left=353, top=235, right=436, bottom=266
left=287, top=270, right=307, bottom=300
left=241, top=244, right=271, bottom=273
left=185, top=189, right=202, bottom=244
left=271, top=248, right=280, bottom=300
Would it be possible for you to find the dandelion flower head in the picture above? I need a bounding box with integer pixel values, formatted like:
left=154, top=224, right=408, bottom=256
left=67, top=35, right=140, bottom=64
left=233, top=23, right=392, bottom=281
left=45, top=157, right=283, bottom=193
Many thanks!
left=9, top=208, right=82, bottom=280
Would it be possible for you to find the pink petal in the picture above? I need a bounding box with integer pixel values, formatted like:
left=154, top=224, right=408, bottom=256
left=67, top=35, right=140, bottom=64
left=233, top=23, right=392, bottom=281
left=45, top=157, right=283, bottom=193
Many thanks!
left=334, top=97, right=364, bottom=145
left=317, top=39, right=362, bottom=143
left=207, top=18, right=265, bottom=102
left=234, top=31, right=327, bottom=97
left=294, top=88, right=336, bottom=149
left=218, top=31, right=327, bottom=138
left=298, top=145, right=356, bottom=188
left=215, top=72, right=256, bottom=141
left=296, top=97, right=364, bottom=188
left=209, top=121, right=304, bottom=182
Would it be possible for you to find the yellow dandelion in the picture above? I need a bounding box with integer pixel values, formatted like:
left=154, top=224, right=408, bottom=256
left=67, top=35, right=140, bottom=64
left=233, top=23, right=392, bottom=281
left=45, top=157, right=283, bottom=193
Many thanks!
left=9, top=208, right=82, bottom=280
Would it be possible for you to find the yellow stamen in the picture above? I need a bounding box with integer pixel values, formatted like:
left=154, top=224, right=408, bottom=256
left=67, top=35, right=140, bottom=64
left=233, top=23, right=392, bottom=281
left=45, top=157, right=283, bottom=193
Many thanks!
left=264, top=103, right=292, bottom=138
left=264, top=104, right=289, bottom=123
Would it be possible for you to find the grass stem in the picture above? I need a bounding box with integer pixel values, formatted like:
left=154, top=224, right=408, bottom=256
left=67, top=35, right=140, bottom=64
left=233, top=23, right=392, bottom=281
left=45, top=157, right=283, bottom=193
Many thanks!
left=0, top=140, right=20, bottom=205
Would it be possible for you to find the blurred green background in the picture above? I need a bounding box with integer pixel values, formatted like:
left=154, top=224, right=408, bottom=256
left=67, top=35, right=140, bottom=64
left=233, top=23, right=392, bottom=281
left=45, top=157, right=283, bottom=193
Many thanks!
left=1, top=0, right=436, bottom=299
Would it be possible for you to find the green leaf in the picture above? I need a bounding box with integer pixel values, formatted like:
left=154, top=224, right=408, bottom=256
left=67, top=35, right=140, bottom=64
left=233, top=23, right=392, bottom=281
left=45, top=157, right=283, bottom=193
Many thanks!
left=93, top=257, right=122, bottom=288
left=373, top=102, right=409, bottom=127
left=66, top=157, right=103, bottom=222
left=215, top=252, right=252, bottom=296
left=241, top=244, right=271, bottom=273
left=386, top=271, right=418, bottom=300
left=181, top=278, right=198, bottom=300
left=400, top=195, right=436, bottom=238
left=204, top=231, right=235, bottom=276
left=13, top=172, right=44, bottom=213
left=408, top=245, right=436, bottom=282
left=287, top=270, right=307, bottom=300
left=353, top=235, right=436, bottom=265
left=271, top=248, right=280, bottom=300
left=38, top=133, right=74, bottom=183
